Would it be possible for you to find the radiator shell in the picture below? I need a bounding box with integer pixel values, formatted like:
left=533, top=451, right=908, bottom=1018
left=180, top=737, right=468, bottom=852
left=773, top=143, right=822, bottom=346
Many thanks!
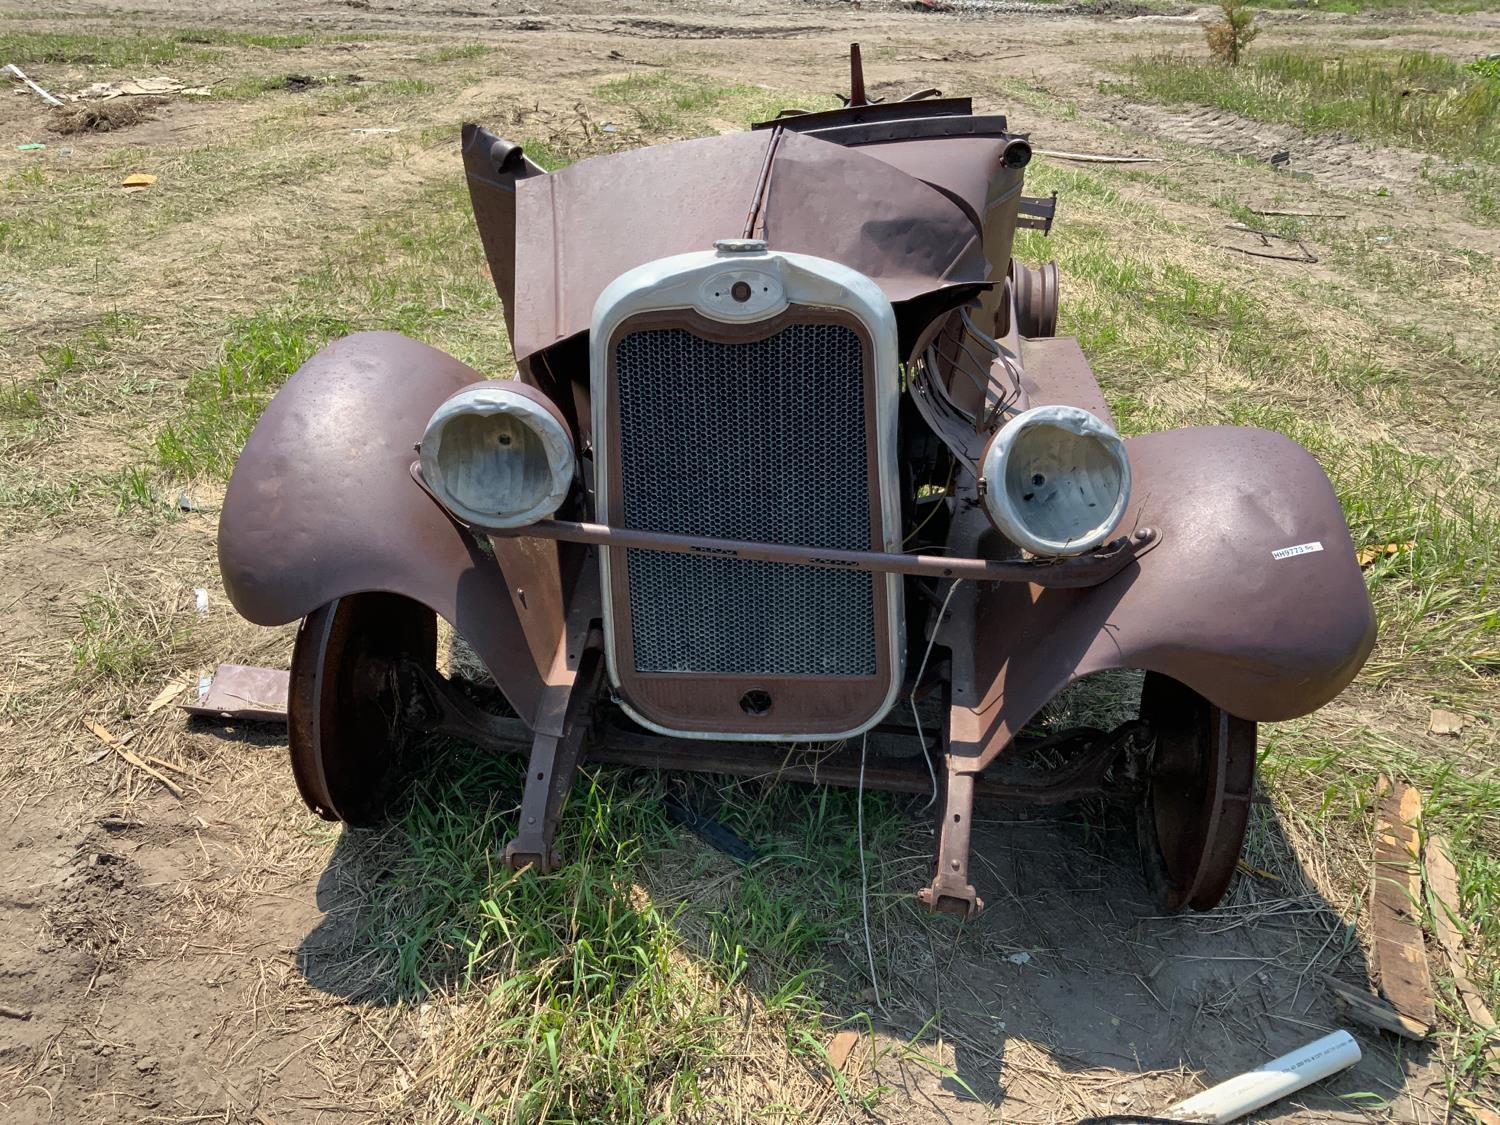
left=590, top=248, right=904, bottom=739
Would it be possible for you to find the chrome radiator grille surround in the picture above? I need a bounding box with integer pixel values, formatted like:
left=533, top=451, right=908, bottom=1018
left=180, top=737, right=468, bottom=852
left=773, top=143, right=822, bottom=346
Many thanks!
left=590, top=246, right=904, bottom=741
left=614, top=324, right=876, bottom=677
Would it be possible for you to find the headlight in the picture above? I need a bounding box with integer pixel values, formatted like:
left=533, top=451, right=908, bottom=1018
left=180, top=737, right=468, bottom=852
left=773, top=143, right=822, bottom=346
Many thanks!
left=980, top=405, right=1130, bottom=557
left=419, top=382, right=574, bottom=528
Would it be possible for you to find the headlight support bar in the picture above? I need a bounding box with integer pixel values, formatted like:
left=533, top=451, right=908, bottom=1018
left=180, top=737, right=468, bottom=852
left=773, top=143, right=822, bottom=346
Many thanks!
left=483, top=516, right=1159, bottom=589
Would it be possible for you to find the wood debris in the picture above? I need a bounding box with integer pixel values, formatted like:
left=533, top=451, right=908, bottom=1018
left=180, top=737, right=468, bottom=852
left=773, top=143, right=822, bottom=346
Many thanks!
left=1325, top=976, right=1428, bottom=1039
left=827, top=1029, right=860, bottom=1071
left=85, top=719, right=184, bottom=798
left=145, top=675, right=194, bottom=715
left=1222, top=222, right=1317, bottom=263
left=1370, top=776, right=1434, bottom=1033
left=1424, top=835, right=1499, bottom=1054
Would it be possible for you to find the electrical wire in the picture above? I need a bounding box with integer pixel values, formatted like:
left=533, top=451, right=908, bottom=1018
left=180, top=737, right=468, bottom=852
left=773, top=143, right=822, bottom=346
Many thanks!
left=902, top=460, right=956, bottom=546
left=910, top=577, right=962, bottom=812
left=856, top=732, right=884, bottom=1013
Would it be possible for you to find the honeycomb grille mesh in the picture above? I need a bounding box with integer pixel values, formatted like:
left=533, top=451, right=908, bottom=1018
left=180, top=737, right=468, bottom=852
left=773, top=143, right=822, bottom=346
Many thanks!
left=614, top=322, right=877, bottom=676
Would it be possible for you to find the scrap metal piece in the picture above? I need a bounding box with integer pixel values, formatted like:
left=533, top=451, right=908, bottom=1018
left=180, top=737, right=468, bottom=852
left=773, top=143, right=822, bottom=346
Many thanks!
left=183, top=663, right=289, bottom=722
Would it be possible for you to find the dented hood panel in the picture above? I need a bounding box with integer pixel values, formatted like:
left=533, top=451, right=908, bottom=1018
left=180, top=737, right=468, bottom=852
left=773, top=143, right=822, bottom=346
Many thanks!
left=511, top=129, right=988, bottom=361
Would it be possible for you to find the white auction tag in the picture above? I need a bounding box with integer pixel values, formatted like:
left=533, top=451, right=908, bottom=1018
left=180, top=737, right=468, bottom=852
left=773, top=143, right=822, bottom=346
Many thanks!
left=1272, top=541, right=1324, bottom=560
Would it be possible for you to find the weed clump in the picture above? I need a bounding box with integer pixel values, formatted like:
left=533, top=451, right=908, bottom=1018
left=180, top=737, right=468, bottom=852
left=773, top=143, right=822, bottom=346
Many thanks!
left=1205, top=0, right=1260, bottom=66
left=50, top=97, right=163, bottom=134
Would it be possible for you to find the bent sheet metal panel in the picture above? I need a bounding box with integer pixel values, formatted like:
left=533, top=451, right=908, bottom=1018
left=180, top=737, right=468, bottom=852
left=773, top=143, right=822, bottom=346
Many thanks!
left=510, top=129, right=987, bottom=361
left=961, top=422, right=1376, bottom=770
left=217, top=332, right=548, bottom=724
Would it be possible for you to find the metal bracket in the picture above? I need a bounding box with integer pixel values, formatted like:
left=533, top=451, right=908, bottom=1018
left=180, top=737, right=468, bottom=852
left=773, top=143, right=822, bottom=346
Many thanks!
left=502, top=643, right=604, bottom=872
left=1016, top=192, right=1058, bottom=235
left=918, top=767, right=983, bottom=919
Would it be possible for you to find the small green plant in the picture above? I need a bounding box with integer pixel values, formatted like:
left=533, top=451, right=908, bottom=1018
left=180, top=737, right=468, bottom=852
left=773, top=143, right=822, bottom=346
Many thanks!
left=71, top=588, right=173, bottom=682
left=1205, top=0, right=1259, bottom=66
left=1466, top=55, right=1500, bottom=84
left=111, top=466, right=154, bottom=513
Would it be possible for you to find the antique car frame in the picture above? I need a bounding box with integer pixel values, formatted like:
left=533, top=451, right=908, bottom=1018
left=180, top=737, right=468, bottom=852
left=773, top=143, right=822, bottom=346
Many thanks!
left=219, top=50, right=1375, bottom=917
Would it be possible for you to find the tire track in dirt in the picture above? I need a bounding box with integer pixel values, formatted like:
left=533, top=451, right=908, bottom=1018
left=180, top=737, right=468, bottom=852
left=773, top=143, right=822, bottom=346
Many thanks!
left=1103, top=99, right=1445, bottom=194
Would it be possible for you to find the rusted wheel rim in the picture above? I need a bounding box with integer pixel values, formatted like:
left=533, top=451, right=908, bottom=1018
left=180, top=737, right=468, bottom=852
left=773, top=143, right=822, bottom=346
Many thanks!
left=1010, top=259, right=1060, bottom=339
left=288, top=593, right=437, bottom=825
left=1138, top=672, right=1256, bottom=912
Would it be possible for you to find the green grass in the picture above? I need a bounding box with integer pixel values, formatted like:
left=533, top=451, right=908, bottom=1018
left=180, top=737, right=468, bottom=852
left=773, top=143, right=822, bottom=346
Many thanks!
left=422, top=42, right=493, bottom=64
left=1120, top=49, right=1500, bottom=163
left=597, top=71, right=838, bottom=135
left=377, top=77, right=436, bottom=97
left=0, top=27, right=322, bottom=69
left=1, top=312, right=147, bottom=443
left=360, top=744, right=909, bottom=1120
left=152, top=176, right=510, bottom=481
left=154, top=312, right=351, bottom=479
left=70, top=585, right=182, bottom=682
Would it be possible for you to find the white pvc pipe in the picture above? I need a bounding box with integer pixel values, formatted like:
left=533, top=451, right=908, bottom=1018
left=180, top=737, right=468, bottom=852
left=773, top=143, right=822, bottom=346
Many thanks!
left=1166, top=1030, right=1361, bottom=1124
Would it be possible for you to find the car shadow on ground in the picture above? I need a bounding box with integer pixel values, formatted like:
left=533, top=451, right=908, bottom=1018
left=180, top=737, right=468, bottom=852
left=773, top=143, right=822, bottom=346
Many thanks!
left=292, top=765, right=1438, bottom=1122
left=841, top=802, right=1438, bottom=1122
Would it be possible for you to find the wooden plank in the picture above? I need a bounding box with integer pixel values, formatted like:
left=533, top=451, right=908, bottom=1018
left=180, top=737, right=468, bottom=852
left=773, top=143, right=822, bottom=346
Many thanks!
left=1325, top=976, right=1428, bottom=1040
left=1425, top=835, right=1500, bottom=1053
left=1371, top=776, right=1434, bottom=1033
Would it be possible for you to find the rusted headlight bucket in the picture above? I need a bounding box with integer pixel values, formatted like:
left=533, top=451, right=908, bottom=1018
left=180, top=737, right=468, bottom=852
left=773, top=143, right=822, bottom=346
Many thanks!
left=419, top=382, right=574, bottom=528
left=981, top=405, right=1131, bottom=557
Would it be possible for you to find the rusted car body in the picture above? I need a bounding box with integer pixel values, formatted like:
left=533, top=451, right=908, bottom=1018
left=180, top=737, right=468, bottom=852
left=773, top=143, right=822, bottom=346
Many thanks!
left=219, top=52, right=1375, bottom=917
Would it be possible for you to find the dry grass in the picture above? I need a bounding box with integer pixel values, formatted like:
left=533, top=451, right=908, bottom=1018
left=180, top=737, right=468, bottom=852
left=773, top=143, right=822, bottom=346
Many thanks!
left=49, top=97, right=165, bottom=134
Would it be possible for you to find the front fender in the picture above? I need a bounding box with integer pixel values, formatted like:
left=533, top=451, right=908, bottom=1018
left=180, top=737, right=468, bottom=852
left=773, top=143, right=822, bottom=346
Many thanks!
left=218, top=332, right=547, bottom=724
left=965, top=425, right=1376, bottom=767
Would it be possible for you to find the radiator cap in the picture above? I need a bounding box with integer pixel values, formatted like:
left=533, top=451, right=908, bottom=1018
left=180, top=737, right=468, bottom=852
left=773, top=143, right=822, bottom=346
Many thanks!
left=714, top=238, right=768, bottom=254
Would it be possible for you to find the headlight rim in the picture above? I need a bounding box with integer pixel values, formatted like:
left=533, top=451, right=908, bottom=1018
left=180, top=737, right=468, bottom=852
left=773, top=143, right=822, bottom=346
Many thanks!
left=980, top=404, right=1131, bottom=558
left=418, top=380, right=575, bottom=530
